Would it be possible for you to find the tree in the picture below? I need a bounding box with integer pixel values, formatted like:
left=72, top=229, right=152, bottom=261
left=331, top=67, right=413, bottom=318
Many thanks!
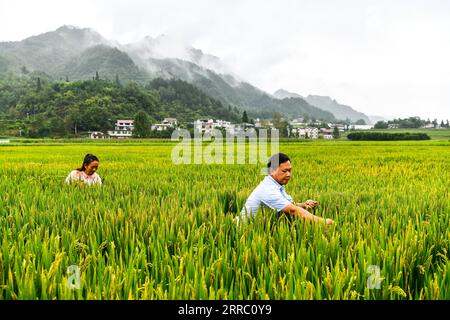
left=446, top=119, right=449, bottom=128
left=242, top=110, right=249, bottom=123
left=21, top=66, right=29, bottom=75
left=333, top=126, right=340, bottom=139
left=37, top=77, right=41, bottom=91
left=374, top=121, right=388, bottom=129
left=321, top=122, right=330, bottom=129
left=272, top=112, right=288, bottom=137
left=133, top=110, right=151, bottom=138
left=432, top=119, right=438, bottom=128
left=355, top=119, right=366, bottom=125
left=440, top=120, right=445, bottom=128
left=95, top=71, right=100, bottom=81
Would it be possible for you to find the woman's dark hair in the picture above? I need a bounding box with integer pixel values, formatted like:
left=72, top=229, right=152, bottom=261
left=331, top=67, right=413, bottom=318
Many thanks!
left=267, top=153, right=290, bottom=172
left=77, top=154, right=99, bottom=171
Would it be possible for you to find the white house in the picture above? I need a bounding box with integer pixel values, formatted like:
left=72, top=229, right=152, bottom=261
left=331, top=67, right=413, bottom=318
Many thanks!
left=107, top=120, right=134, bottom=138
left=215, top=119, right=232, bottom=129
left=328, top=123, right=346, bottom=132
left=151, top=123, right=171, bottom=131
left=163, top=118, right=178, bottom=126
left=254, top=119, right=274, bottom=129
left=194, top=119, right=231, bottom=134
left=290, top=127, right=319, bottom=139
left=89, top=131, right=108, bottom=139
left=349, top=124, right=374, bottom=130
left=194, top=119, right=214, bottom=133
left=320, top=128, right=333, bottom=135
left=289, top=118, right=305, bottom=126
left=151, top=117, right=178, bottom=131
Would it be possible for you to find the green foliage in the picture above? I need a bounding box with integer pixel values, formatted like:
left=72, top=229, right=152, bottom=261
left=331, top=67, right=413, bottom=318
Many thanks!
left=0, top=74, right=240, bottom=137
left=380, top=117, right=428, bottom=129
left=272, top=112, right=289, bottom=138
left=374, top=121, right=389, bottom=129
left=333, top=126, right=340, bottom=139
left=147, top=78, right=240, bottom=124
left=133, top=110, right=151, bottom=138
left=242, top=110, right=249, bottom=123
left=347, top=132, right=430, bottom=141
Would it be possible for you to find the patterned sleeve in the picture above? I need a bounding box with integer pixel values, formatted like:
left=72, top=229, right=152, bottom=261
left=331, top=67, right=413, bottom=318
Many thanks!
left=94, top=174, right=102, bottom=185
left=65, top=171, right=78, bottom=184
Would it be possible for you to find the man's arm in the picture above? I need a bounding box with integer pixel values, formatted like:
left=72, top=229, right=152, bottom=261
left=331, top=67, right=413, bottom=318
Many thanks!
left=259, top=190, right=332, bottom=227
left=282, top=203, right=334, bottom=227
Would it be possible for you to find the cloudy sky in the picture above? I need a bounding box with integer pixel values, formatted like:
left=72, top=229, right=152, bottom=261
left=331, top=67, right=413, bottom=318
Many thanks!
left=1, top=0, right=449, bottom=120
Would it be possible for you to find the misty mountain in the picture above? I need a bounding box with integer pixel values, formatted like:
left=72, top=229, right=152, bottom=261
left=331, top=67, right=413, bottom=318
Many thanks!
left=274, top=89, right=370, bottom=123
left=131, top=57, right=334, bottom=120
left=54, top=45, right=149, bottom=82
left=0, top=25, right=115, bottom=74
left=124, top=34, right=233, bottom=76
left=273, top=89, right=304, bottom=99
left=121, top=34, right=335, bottom=120
left=306, top=95, right=371, bottom=124
left=0, top=26, right=336, bottom=121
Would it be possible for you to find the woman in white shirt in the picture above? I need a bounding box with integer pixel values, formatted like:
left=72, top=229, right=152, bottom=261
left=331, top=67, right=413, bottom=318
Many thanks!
left=65, top=154, right=102, bottom=186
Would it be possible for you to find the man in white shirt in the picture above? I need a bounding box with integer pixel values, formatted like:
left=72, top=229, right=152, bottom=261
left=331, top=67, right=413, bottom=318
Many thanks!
left=241, top=153, right=334, bottom=228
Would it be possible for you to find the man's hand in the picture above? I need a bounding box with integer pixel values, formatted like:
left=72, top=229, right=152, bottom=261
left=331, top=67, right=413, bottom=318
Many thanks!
left=304, top=199, right=319, bottom=209
left=325, top=218, right=335, bottom=230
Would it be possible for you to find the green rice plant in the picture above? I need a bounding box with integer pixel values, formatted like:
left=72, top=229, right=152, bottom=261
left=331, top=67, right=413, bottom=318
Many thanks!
left=0, top=140, right=449, bottom=299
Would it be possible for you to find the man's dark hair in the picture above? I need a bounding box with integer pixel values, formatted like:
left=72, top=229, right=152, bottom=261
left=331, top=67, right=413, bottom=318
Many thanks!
left=267, top=153, right=290, bottom=172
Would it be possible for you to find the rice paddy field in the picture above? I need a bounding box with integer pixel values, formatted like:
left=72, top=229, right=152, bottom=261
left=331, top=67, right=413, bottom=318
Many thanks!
left=0, top=139, right=449, bottom=300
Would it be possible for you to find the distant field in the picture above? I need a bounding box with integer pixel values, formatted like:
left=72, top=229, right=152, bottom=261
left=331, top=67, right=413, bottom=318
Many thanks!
left=0, top=140, right=449, bottom=299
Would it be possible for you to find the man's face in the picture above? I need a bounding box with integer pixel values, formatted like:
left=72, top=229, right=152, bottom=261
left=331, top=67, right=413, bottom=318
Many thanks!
left=270, top=160, right=292, bottom=185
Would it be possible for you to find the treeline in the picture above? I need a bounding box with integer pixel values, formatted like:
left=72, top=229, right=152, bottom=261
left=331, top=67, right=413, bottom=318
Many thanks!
left=347, top=132, right=431, bottom=141
left=0, top=72, right=241, bottom=137
left=374, top=117, right=449, bottom=129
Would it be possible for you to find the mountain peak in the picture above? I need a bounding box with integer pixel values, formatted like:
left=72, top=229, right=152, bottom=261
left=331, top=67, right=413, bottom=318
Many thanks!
left=307, top=95, right=341, bottom=107
left=305, top=95, right=371, bottom=123
left=56, top=25, right=81, bottom=31
left=273, top=89, right=304, bottom=99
